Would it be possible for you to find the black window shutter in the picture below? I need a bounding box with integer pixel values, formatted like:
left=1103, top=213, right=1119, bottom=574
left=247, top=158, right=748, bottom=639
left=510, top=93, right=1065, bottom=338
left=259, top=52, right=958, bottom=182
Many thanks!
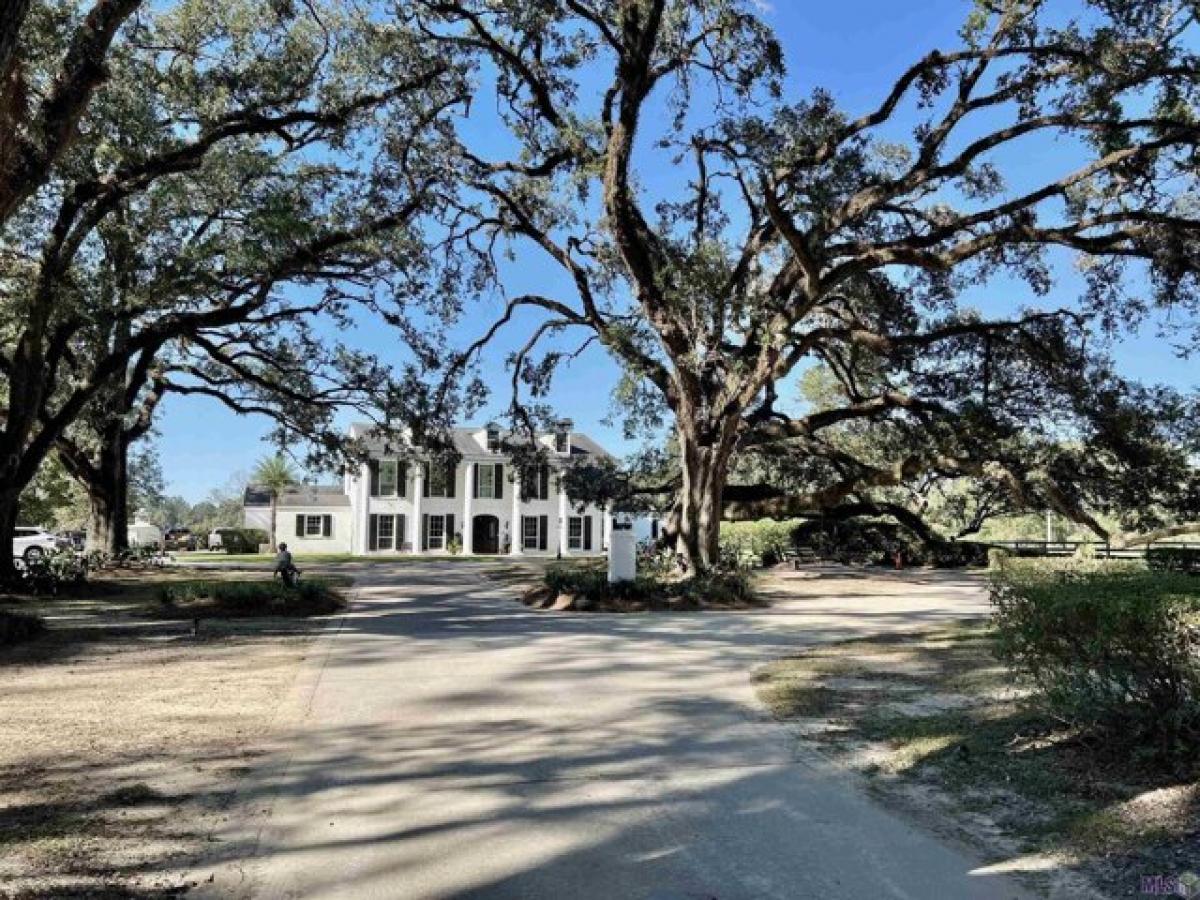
left=538, top=515, right=548, bottom=551
left=323, top=515, right=332, bottom=537
left=398, top=514, right=405, bottom=550
left=422, top=462, right=430, bottom=497
left=539, top=465, right=549, bottom=500
left=446, top=514, right=455, bottom=546
left=421, top=514, right=429, bottom=551
left=583, top=516, right=593, bottom=551
left=295, top=514, right=304, bottom=537
left=472, top=464, right=479, bottom=499
left=446, top=462, right=456, bottom=498
left=368, top=515, right=378, bottom=551
left=494, top=463, right=503, bottom=500
left=398, top=463, right=407, bottom=498
left=369, top=460, right=380, bottom=496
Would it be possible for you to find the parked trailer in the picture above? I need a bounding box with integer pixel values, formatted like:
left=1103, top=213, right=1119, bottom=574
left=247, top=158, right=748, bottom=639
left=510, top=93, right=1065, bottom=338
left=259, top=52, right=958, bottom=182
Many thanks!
left=127, top=521, right=164, bottom=548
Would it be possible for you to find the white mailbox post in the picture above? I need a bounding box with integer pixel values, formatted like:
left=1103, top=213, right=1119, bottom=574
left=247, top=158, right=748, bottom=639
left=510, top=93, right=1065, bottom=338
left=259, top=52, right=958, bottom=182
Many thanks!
left=608, top=521, right=636, bottom=583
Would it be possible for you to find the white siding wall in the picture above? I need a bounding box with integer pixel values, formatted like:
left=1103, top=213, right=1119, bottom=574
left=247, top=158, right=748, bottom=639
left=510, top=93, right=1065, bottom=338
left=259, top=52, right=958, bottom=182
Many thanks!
left=281, top=506, right=353, bottom=554
left=243, top=506, right=272, bottom=531
left=343, top=460, right=607, bottom=557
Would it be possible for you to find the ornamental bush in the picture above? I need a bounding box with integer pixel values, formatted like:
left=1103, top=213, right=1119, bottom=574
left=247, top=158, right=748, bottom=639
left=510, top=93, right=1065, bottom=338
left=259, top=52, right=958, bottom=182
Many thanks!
left=718, top=519, right=801, bottom=568
left=990, top=557, right=1200, bottom=761
left=544, top=565, right=610, bottom=600
left=159, top=578, right=343, bottom=616
left=220, top=528, right=268, bottom=554
left=541, top=564, right=759, bottom=611
left=8, top=549, right=88, bottom=595
left=1147, top=546, right=1200, bottom=575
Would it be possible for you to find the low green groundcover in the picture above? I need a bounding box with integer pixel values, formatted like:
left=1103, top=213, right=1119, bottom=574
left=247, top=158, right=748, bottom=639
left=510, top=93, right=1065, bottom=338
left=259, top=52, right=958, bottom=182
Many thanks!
left=158, top=578, right=344, bottom=617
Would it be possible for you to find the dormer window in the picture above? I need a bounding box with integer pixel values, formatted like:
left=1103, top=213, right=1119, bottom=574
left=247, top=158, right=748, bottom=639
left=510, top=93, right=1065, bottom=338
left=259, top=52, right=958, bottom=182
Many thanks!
left=486, top=425, right=501, bottom=452
left=553, top=419, right=572, bottom=454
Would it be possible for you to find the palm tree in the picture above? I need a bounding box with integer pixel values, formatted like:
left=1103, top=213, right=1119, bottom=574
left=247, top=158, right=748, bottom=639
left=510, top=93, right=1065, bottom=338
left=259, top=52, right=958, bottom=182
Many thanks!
left=253, top=456, right=298, bottom=552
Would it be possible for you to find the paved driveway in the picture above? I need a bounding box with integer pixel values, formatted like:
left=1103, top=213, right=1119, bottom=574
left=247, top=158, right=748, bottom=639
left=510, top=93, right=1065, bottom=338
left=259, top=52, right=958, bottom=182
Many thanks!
left=201, top=562, right=1032, bottom=900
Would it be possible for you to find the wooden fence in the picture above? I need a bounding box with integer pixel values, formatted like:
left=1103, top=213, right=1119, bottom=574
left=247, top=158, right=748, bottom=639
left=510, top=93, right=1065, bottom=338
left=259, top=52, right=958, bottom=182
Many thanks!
left=975, top=540, right=1197, bottom=560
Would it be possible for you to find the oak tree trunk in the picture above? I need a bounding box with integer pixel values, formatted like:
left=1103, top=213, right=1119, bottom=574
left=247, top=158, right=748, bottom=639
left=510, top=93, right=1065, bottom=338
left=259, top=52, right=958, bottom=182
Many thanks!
left=64, top=423, right=130, bottom=556
left=86, top=466, right=128, bottom=556
left=0, top=486, right=21, bottom=581
left=673, top=423, right=732, bottom=573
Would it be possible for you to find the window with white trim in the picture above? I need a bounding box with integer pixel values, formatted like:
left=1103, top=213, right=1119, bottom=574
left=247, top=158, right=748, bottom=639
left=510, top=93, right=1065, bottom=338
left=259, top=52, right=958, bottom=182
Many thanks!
left=369, top=514, right=404, bottom=551
left=376, top=515, right=394, bottom=550
left=522, top=516, right=539, bottom=549
left=295, top=514, right=332, bottom=539
left=427, top=514, right=446, bottom=549
left=426, top=462, right=450, bottom=497
left=524, top=464, right=549, bottom=500
left=297, top=518, right=336, bottom=540
left=378, top=460, right=398, bottom=496
left=476, top=464, right=497, bottom=499
left=568, top=516, right=583, bottom=550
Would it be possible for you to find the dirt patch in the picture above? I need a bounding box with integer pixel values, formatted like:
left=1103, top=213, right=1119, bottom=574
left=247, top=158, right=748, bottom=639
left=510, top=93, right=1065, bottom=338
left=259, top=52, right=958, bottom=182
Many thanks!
left=0, top=571, right=342, bottom=896
left=754, top=622, right=1200, bottom=899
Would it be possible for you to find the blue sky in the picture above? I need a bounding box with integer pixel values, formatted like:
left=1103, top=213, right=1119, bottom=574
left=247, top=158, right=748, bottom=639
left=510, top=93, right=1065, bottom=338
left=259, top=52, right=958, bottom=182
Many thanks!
left=156, top=0, right=1198, bottom=502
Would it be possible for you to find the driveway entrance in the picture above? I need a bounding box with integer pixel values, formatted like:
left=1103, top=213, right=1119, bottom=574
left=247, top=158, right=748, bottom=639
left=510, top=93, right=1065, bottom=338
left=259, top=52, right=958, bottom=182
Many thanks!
left=199, top=562, right=1033, bottom=899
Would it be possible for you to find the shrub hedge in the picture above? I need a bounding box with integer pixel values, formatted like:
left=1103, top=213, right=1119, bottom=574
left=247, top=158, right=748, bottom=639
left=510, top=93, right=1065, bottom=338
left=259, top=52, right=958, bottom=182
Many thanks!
left=543, top=564, right=758, bottom=610
left=719, top=519, right=802, bottom=568
left=789, top=517, right=991, bottom=568
left=1147, top=546, right=1200, bottom=575
left=219, top=528, right=269, bottom=554
left=990, top=556, right=1200, bottom=760
left=159, top=578, right=343, bottom=617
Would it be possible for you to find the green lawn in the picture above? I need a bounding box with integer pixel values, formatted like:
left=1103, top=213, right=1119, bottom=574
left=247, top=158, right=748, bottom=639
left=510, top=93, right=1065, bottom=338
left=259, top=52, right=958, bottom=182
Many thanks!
left=172, top=551, right=518, bottom=564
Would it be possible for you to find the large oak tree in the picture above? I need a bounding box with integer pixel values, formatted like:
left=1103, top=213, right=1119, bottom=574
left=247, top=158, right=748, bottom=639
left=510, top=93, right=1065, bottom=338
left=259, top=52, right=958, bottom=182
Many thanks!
left=0, top=0, right=465, bottom=573
left=426, top=0, right=1200, bottom=570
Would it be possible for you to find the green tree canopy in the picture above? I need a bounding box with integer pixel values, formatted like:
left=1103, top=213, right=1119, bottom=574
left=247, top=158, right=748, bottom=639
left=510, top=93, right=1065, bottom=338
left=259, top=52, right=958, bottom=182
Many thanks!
left=0, top=0, right=472, bottom=572
left=425, top=0, right=1200, bottom=568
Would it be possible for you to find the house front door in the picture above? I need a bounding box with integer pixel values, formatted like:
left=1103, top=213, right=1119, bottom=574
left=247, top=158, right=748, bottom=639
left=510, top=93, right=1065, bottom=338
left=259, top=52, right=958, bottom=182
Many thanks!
left=472, top=515, right=500, bottom=555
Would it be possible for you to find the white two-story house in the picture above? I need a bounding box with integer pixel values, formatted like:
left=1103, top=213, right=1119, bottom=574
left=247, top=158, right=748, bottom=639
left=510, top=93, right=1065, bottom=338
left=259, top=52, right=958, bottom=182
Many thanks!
left=245, top=420, right=615, bottom=557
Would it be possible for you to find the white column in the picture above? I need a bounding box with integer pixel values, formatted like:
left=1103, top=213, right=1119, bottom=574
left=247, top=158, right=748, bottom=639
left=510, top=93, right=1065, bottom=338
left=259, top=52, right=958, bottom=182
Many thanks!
left=510, top=470, right=522, bottom=556
left=558, top=483, right=568, bottom=558
left=354, top=463, right=370, bottom=555
left=602, top=507, right=612, bottom=552
left=462, top=462, right=474, bottom=555
left=411, top=466, right=423, bottom=554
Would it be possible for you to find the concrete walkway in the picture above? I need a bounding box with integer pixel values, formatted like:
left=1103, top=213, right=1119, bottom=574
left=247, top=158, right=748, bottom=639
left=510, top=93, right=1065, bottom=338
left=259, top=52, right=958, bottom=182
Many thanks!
left=201, top=563, right=1034, bottom=900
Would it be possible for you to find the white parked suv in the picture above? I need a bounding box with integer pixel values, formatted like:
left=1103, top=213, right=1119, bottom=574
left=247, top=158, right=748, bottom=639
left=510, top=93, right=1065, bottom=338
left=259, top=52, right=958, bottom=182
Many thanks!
left=12, top=527, right=60, bottom=562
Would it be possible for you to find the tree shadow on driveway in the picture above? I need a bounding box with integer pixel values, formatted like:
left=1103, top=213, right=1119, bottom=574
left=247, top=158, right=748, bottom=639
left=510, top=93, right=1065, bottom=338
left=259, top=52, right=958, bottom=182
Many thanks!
left=181, top=562, right=1031, bottom=899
